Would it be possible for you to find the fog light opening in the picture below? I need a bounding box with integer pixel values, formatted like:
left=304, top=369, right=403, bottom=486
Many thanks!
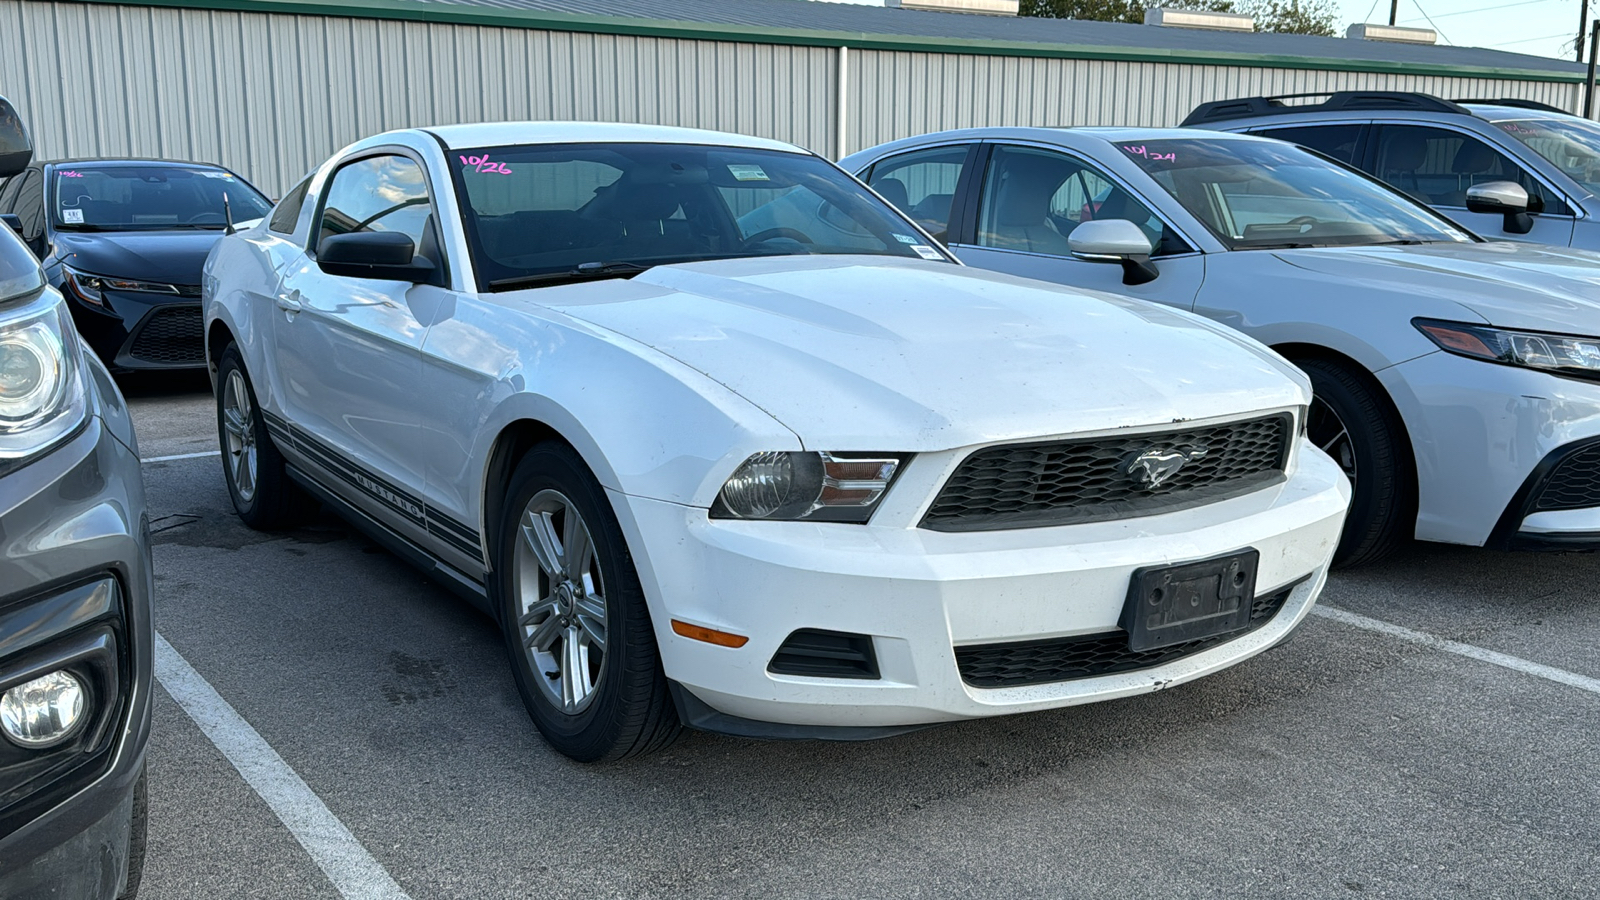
left=0, top=670, right=89, bottom=749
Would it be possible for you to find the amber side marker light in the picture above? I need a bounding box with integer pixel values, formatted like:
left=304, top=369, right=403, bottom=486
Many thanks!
left=671, top=620, right=749, bottom=648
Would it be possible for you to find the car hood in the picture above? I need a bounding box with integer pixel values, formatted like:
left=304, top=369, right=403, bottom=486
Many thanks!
left=530, top=256, right=1307, bottom=450
left=1273, top=241, right=1600, bottom=333
left=52, top=230, right=222, bottom=285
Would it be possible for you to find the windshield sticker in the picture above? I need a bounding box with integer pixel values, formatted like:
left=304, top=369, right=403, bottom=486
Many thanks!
left=62, top=208, right=84, bottom=223
left=199, top=171, right=234, bottom=179
left=910, top=244, right=943, bottom=260
left=727, top=164, right=769, bottom=182
left=1122, top=145, right=1177, bottom=163
left=460, top=154, right=513, bottom=175
left=59, top=170, right=83, bottom=178
left=893, top=233, right=918, bottom=243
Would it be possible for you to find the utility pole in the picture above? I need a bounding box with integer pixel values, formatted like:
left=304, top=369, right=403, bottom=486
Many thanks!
left=1388, top=0, right=1398, bottom=26
left=1580, top=0, right=1590, bottom=63
left=1586, top=20, right=1599, bottom=118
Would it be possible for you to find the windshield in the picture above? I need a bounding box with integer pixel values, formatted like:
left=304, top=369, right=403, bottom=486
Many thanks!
left=51, top=164, right=272, bottom=231
left=1118, top=138, right=1474, bottom=250
left=448, top=142, right=948, bottom=290
left=1490, top=116, right=1600, bottom=196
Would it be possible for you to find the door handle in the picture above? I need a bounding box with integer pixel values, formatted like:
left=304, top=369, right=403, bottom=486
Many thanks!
left=276, top=289, right=302, bottom=313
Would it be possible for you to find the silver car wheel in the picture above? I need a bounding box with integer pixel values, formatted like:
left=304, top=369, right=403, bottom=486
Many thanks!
left=221, top=369, right=258, bottom=503
left=514, top=489, right=608, bottom=714
left=1308, top=396, right=1357, bottom=489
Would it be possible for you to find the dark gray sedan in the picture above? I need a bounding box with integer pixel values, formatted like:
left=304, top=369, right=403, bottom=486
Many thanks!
left=0, top=96, right=152, bottom=900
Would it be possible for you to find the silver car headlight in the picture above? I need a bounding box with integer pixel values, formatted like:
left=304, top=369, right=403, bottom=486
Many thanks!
left=1415, top=318, right=1600, bottom=381
left=712, top=451, right=905, bottom=523
left=0, top=292, right=88, bottom=462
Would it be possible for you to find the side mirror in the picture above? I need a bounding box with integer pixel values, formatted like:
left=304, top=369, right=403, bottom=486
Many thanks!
left=317, top=232, right=438, bottom=284
left=0, top=96, right=32, bottom=179
left=1068, top=219, right=1159, bottom=285
left=0, top=214, right=21, bottom=236
left=1465, top=181, right=1533, bottom=235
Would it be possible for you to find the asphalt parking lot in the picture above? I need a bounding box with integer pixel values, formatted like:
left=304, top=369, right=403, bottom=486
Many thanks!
left=125, top=375, right=1600, bottom=900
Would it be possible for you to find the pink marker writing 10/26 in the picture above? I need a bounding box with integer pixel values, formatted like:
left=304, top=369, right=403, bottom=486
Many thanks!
left=460, top=155, right=512, bottom=175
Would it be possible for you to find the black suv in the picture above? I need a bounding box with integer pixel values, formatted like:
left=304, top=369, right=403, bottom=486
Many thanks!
left=0, top=96, right=153, bottom=900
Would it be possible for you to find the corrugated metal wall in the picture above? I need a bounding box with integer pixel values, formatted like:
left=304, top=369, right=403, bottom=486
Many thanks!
left=0, top=0, right=1583, bottom=195
left=0, top=1, right=837, bottom=193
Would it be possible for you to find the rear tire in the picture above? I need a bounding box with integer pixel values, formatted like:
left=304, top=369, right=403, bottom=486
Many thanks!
left=493, top=442, right=680, bottom=762
left=215, top=345, right=315, bottom=529
left=1298, top=358, right=1412, bottom=567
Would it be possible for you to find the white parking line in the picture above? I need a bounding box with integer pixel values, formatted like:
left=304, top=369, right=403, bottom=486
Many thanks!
left=142, top=450, right=221, bottom=463
left=153, top=632, right=414, bottom=900
left=1313, top=605, right=1600, bottom=697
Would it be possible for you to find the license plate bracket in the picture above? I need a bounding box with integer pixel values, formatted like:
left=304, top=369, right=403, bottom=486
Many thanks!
left=1120, top=549, right=1260, bottom=652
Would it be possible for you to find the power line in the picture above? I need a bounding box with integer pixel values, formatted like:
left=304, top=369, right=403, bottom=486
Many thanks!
left=1396, top=0, right=1554, bottom=22
left=1487, top=30, right=1575, bottom=47
left=1408, top=0, right=1453, bottom=45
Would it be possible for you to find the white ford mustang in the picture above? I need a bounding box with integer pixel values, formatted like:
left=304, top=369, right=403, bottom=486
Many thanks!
left=203, top=122, right=1349, bottom=761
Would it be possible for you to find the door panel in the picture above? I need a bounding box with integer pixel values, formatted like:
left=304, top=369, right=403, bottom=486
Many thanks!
left=272, top=153, right=443, bottom=538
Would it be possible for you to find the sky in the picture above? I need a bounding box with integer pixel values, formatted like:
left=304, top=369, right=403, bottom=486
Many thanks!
left=812, top=0, right=1587, bottom=61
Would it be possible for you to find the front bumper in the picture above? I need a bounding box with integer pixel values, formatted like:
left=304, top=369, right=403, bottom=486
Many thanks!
left=61, top=281, right=205, bottom=372
left=0, top=382, right=153, bottom=898
left=1379, top=351, right=1600, bottom=547
left=620, top=439, right=1348, bottom=731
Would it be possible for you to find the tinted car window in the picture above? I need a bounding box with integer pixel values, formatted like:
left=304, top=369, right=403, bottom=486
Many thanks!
left=268, top=175, right=312, bottom=235
left=865, top=145, right=971, bottom=239
left=13, top=169, right=43, bottom=244
left=0, top=172, right=23, bottom=212
left=317, top=155, right=436, bottom=261
left=448, top=143, right=941, bottom=290
left=1491, top=116, right=1600, bottom=198
left=1251, top=124, right=1362, bottom=164
left=52, top=164, right=272, bottom=231
left=976, top=144, right=1188, bottom=257
left=1371, top=125, right=1569, bottom=215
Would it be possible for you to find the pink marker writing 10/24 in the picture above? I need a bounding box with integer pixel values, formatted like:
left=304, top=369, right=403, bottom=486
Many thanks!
left=460, top=155, right=512, bottom=175
left=1122, top=145, right=1177, bottom=163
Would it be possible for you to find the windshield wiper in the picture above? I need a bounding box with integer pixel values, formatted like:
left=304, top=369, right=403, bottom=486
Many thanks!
left=489, top=261, right=652, bottom=292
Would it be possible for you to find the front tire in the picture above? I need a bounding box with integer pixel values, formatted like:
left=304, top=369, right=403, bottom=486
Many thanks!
left=493, top=442, right=679, bottom=762
left=1298, top=358, right=1412, bottom=567
left=118, top=765, right=146, bottom=899
left=215, top=345, right=315, bottom=529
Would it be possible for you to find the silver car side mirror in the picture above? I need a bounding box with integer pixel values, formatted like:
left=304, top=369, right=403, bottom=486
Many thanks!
left=1068, top=219, right=1159, bottom=286
left=1465, top=181, right=1533, bottom=235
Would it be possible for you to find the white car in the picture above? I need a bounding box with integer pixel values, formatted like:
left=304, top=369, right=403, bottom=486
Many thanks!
left=203, top=123, right=1348, bottom=761
left=844, top=128, right=1600, bottom=566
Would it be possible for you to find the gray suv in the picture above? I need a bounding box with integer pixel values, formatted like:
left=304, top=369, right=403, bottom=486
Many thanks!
left=1185, top=92, right=1600, bottom=249
left=0, top=97, right=152, bottom=900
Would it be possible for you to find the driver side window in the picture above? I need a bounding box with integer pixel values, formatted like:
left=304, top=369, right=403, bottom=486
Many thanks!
left=865, top=145, right=971, bottom=240
left=976, top=145, right=1189, bottom=257
left=317, top=155, right=439, bottom=264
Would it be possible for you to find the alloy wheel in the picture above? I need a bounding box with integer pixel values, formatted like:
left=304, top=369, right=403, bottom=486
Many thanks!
left=221, top=370, right=258, bottom=502
left=513, top=489, right=609, bottom=714
left=1307, top=396, right=1357, bottom=489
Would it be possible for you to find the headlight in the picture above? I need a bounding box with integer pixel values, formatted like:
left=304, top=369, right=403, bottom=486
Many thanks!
left=62, top=264, right=182, bottom=307
left=712, top=451, right=905, bottom=523
left=1415, top=319, right=1600, bottom=380
left=0, top=292, right=88, bottom=463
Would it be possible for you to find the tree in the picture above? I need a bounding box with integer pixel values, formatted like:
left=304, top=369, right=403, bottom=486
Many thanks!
left=1020, top=0, right=1338, bottom=36
left=1237, top=0, right=1338, bottom=35
left=1020, top=0, right=1235, bottom=26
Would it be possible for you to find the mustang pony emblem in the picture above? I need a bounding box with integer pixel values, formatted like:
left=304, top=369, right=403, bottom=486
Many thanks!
left=1125, top=446, right=1208, bottom=490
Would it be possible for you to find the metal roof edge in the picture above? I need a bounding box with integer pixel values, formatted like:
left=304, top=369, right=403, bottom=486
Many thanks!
left=62, top=0, right=1589, bottom=83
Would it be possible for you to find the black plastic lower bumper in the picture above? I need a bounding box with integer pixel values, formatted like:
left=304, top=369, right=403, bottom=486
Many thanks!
left=1487, top=434, right=1600, bottom=551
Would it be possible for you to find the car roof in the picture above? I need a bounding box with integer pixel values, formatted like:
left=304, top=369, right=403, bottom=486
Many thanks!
left=419, top=121, right=809, bottom=154
left=851, top=125, right=1273, bottom=155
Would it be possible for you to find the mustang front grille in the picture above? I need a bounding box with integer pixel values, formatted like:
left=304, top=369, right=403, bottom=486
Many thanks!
left=921, top=414, right=1292, bottom=531
left=955, top=582, right=1295, bottom=688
